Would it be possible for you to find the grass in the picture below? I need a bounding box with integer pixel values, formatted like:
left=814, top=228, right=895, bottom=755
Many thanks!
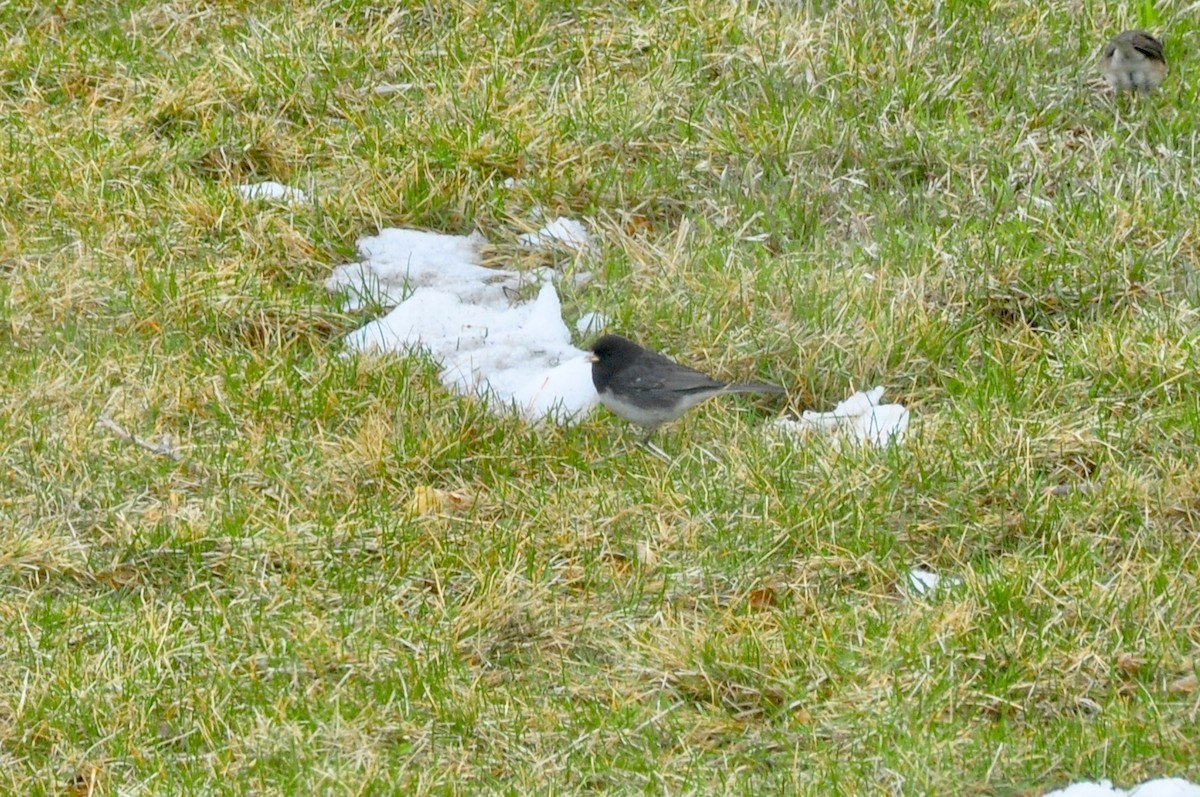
left=2, top=0, right=1200, bottom=793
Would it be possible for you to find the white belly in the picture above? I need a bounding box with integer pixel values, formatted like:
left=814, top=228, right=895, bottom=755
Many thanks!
left=597, top=389, right=707, bottom=428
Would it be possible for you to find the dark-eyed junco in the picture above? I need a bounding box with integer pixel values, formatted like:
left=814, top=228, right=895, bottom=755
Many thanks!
left=587, top=333, right=786, bottom=442
left=1101, top=30, right=1167, bottom=94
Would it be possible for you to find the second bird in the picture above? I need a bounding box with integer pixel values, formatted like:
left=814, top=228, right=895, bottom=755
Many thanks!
left=1101, top=30, right=1167, bottom=94
left=588, top=334, right=786, bottom=442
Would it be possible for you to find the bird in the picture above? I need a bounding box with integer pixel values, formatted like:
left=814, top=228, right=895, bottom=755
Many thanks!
left=1101, top=30, right=1167, bottom=94
left=587, top=333, right=786, bottom=443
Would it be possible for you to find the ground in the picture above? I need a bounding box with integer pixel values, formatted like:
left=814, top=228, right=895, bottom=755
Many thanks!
left=1, top=0, right=1198, bottom=794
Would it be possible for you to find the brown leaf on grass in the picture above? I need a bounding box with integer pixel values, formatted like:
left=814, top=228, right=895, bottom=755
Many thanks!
left=1168, top=673, right=1197, bottom=695
left=91, top=564, right=143, bottom=590
left=623, top=214, right=654, bottom=236
left=63, top=766, right=101, bottom=797
left=1115, top=651, right=1142, bottom=676
left=746, top=587, right=778, bottom=611
left=601, top=550, right=632, bottom=574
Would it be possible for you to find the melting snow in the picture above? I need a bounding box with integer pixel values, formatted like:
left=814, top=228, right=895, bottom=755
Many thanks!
left=774, top=386, right=909, bottom=447
left=328, top=227, right=598, bottom=423
left=517, top=217, right=591, bottom=251
left=1043, top=779, right=1200, bottom=797
left=575, top=311, right=610, bottom=336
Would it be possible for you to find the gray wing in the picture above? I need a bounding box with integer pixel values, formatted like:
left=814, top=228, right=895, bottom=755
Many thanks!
left=626, top=352, right=728, bottom=395
left=1130, top=32, right=1165, bottom=62
left=625, top=351, right=783, bottom=396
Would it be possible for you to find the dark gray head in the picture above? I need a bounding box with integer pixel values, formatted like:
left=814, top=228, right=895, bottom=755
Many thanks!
left=587, top=334, right=647, bottom=390
left=589, top=334, right=643, bottom=362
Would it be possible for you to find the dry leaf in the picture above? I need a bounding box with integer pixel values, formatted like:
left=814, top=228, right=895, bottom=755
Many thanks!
left=64, top=766, right=101, bottom=797
left=602, top=550, right=632, bottom=574
left=746, top=587, right=778, bottom=610
left=1168, top=673, right=1197, bottom=695
left=623, top=215, right=654, bottom=236
left=92, top=564, right=142, bottom=589
left=1115, top=651, right=1142, bottom=676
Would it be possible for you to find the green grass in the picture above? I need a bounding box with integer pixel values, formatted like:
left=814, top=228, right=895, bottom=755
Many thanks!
left=3, top=0, right=1200, bottom=793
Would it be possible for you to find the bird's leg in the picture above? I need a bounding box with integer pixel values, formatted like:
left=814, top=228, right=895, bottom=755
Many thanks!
left=642, top=440, right=672, bottom=462
left=637, top=427, right=672, bottom=462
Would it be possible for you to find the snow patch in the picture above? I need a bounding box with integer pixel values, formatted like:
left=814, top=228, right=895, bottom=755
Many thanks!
left=774, top=386, right=909, bottom=447
left=518, top=217, right=591, bottom=251
left=329, top=228, right=598, bottom=423
left=1043, top=779, right=1200, bottom=797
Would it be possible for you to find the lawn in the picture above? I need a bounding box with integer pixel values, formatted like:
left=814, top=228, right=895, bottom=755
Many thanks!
left=2, top=0, right=1198, bottom=793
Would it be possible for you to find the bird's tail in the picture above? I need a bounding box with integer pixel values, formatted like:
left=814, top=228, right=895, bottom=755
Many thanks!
left=725, top=382, right=787, bottom=395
